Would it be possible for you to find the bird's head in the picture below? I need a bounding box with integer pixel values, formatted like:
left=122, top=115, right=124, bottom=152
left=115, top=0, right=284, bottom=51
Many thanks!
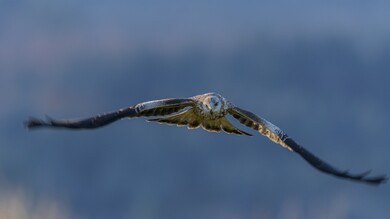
left=203, top=95, right=222, bottom=114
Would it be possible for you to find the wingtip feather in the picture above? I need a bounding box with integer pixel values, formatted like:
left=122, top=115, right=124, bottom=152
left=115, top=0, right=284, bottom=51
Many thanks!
left=24, top=117, right=48, bottom=129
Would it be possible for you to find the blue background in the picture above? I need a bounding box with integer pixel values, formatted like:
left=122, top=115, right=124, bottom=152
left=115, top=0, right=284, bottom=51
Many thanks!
left=0, top=1, right=389, bottom=218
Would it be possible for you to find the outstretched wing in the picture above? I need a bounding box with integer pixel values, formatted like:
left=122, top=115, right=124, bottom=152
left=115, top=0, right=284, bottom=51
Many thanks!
left=228, top=106, right=387, bottom=185
left=25, top=98, right=195, bottom=129
left=228, top=107, right=291, bottom=150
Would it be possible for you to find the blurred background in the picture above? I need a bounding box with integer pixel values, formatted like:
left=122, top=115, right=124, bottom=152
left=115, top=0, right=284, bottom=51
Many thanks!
left=0, top=0, right=389, bottom=218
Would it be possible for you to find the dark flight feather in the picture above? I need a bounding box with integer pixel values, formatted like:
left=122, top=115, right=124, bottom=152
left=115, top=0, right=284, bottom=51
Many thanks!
left=25, top=98, right=194, bottom=129
left=229, top=106, right=387, bottom=185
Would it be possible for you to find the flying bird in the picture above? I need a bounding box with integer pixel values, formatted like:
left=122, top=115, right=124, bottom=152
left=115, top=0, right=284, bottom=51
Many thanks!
left=25, top=92, right=387, bottom=185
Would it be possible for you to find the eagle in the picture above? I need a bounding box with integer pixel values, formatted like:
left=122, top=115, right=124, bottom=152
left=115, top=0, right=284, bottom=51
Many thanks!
left=25, top=92, right=387, bottom=185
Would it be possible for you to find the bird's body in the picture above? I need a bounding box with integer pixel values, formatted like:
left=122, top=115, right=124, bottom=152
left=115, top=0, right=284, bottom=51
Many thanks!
left=147, top=93, right=251, bottom=136
left=25, top=92, right=387, bottom=185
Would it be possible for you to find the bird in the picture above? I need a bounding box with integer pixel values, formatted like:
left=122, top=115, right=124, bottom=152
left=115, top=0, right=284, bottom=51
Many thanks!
left=25, top=92, right=387, bottom=185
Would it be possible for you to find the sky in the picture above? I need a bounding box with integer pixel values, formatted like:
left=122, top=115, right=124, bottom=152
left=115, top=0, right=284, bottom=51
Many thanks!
left=1, top=1, right=389, bottom=219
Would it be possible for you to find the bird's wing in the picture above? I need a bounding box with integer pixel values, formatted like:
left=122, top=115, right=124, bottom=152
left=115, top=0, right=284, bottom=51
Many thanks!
left=148, top=108, right=251, bottom=136
left=25, top=98, right=195, bottom=129
left=228, top=106, right=387, bottom=185
left=228, top=107, right=291, bottom=149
